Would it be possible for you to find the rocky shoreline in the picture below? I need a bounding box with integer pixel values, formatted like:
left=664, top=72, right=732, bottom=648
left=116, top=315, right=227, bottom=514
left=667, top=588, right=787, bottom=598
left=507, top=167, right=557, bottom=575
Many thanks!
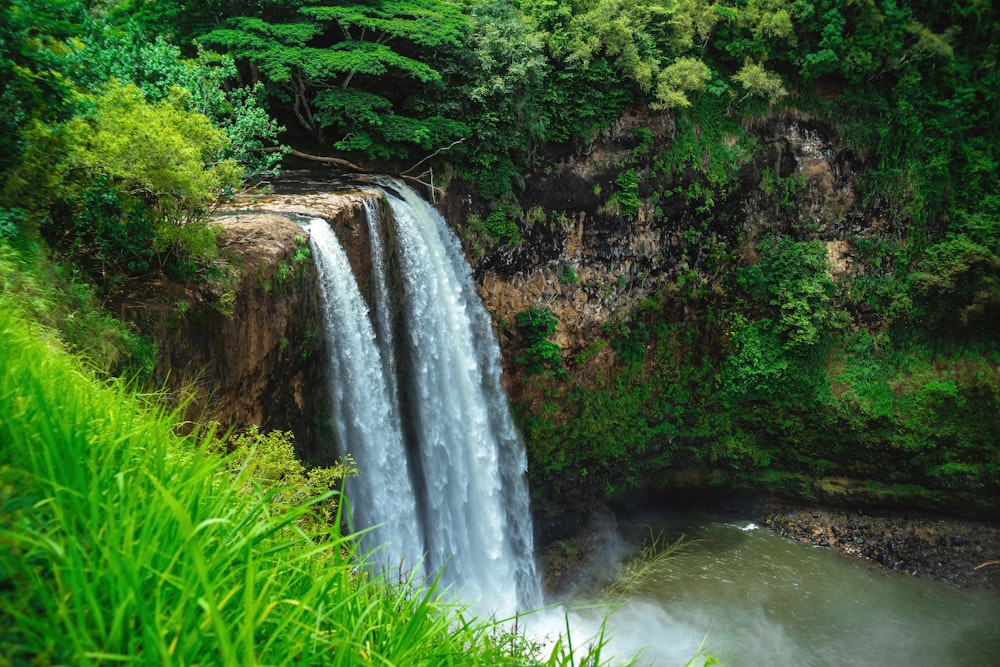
left=538, top=496, right=1000, bottom=595
left=758, top=501, right=1000, bottom=591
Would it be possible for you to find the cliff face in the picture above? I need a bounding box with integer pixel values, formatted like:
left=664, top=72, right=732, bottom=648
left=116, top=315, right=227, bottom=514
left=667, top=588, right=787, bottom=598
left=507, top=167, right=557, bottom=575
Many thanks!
left=117, top=186, right=384, bottom=463
left=119, top=110, right=993, bottom=528
left=121, top=112, right=873, bottom=465
left=447, top=110, right=867, bottom=359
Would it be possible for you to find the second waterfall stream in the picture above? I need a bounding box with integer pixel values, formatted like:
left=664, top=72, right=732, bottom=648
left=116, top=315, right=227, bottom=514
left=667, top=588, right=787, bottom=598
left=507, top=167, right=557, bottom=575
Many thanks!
left=308, top=179, right=542, bottom=618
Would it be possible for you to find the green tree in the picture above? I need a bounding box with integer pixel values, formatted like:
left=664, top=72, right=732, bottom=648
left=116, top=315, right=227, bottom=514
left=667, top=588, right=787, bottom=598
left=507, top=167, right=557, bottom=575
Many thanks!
left=0, top=0, right=86, bottom=173
left=64, top=24, right=286, bottom=174
left=203, top=0, right=471, bottom=159
left=4, top=81, right=241, bottom=284
left=732, top=59, right=786, bottom=103
left=653, top=56, right=711, bottom=109
left=458, top=0, right=547, bottom=195
left=520, top=0, right=717, bottom=109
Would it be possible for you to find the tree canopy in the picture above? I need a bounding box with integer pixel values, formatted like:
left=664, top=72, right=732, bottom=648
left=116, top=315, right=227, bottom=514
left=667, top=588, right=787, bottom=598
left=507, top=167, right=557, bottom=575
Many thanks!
left=1, top=0, right=996, bottom=294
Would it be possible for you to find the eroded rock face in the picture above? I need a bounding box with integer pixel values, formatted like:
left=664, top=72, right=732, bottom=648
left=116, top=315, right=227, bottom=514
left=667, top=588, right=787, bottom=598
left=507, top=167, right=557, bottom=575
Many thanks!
left=117, top=188, right=386, bottom=463
left=448, top=112, right=868, bottom=359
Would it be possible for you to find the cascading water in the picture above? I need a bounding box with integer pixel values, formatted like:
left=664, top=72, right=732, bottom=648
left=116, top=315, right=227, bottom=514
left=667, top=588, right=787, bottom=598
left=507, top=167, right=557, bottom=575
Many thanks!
left=382, top=182, right=542, bottom=615
left=308, top=217, right=424, bottom=571
left=309, top=180, right=541, bottom=617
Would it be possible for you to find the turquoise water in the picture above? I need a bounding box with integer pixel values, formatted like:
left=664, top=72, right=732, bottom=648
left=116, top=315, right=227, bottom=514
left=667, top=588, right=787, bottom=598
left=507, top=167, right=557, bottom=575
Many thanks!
left=557, top=511, right=1000, bottom=666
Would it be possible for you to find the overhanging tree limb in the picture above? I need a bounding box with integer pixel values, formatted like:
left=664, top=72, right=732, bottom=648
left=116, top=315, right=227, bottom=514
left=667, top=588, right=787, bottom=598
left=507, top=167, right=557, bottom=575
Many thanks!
left=258, top=146, right=447, bottom=201
left=260, top=146, right=369, bottom=172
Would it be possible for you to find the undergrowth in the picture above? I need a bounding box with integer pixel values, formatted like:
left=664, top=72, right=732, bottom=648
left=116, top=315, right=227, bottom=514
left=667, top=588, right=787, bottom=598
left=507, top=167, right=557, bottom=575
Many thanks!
left=0, top=286, right=626, bottom=666
left=0, top=238, right=155, bottom=380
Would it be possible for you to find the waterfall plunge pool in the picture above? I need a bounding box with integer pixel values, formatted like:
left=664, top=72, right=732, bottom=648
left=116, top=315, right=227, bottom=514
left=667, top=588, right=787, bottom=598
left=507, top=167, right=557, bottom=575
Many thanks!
left=537, top=510, right=1000, bottom=666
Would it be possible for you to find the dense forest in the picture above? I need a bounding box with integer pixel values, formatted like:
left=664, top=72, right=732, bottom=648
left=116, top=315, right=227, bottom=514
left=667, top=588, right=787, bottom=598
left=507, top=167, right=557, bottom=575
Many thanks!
left=2, top=0, right=999, bottom=663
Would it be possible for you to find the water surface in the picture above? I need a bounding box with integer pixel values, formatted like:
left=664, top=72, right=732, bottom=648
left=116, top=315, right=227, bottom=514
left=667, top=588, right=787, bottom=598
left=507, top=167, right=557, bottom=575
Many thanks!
left=557, top=511, right=1000, bottom=666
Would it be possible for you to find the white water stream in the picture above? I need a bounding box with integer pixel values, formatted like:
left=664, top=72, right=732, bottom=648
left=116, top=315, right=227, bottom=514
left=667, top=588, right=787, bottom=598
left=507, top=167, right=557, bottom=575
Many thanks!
left=309, top=180, right=540, bottom=617
left=309, top=218, right=423, bottom=570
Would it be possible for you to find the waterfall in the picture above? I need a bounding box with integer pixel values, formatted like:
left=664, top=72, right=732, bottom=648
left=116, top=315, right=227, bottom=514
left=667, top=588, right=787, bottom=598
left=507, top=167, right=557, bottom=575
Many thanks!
left=383, top=182, right=542, bottom=615
left=308, top=218, right=424, bottom=571
left=309, top=181, right=541, bottom=617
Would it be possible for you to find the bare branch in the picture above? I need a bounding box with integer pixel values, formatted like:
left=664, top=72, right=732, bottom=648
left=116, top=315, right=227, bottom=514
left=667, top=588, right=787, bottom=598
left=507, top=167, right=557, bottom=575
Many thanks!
left=400, top=138, right=466, bottom=176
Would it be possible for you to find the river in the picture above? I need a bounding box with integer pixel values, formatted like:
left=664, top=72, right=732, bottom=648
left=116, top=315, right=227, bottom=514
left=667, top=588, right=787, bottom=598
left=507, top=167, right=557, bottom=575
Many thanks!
left=549, top=510, right=1000, bottom=666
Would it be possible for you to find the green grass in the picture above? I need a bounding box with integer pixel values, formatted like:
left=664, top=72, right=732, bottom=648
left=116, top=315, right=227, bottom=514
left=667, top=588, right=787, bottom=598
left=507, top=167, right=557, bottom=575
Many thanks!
left=0, top=240, right=154, bottom=380
left=602, top=533, right=691, bottom=601
left=0, top=283, right=622, bottom=665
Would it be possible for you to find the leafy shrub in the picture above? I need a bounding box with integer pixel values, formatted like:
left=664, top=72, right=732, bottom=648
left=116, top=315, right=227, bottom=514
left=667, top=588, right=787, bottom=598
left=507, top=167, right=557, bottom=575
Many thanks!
left=224, top=425, right=355, bottom=531
left=738, top=237, right=837, bottom=351
left=515, top=306, right=564, bottom=376
left=0, top=207, right=24, bottom=242
left=4, top=81, right=240, bottom=287
left=62, top=176, right=156, bottom=279
left=613, top=168, right=642, bottom=216
left=911, top=229, right=1000, bottom=334
left=482, top=209, right=522, bottom=245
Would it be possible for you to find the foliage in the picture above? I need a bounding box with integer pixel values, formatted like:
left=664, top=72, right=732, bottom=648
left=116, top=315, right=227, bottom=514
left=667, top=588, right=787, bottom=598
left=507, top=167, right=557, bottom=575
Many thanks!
left=515, top=306, right=564, bottom=376
left=738, top=237, right=837, bottom=351
left=910, top=213, right=1000, bottom=336
left=731, top=60, right=785, bottom=103
left=653, top=56, right=711, bottom=109
left=0, top=236, right=155, bottom=379
left=538, top=57, right=635, bottom=143
left=521, top=0, right=718, bottom=109
left=458, top=0, right=548, bottom=194
left=202, top=0, right=471, bottom=159
left=0, top=208, right=26, bottom=244
left=223, top=425, right=356, bottom=532
left=0, top=0, right=85, bottom=173
left=653, top=95, right=756, bottom=215
left=67, top=83, right=240, bottom=216
left=519, top=297, right=1000, bottom=511
left=612, top=169, right=642, bottom=216
left=519, top=318, right=711, bottom=496
left=264, top=234, right=313, bottom=292
left=483, top=209, right=522, bottom=246
left=3, top=81, right=240, bottom=286
left=64, top=23, right=288, bottom=175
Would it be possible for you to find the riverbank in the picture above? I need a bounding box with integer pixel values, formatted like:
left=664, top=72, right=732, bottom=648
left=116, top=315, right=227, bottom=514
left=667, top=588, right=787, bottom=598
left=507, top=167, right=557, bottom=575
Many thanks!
left=757, top=501, right=1000, bottom=591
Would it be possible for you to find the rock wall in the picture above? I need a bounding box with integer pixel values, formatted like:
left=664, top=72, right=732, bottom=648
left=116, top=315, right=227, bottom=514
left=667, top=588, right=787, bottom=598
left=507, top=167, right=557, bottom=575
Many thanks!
left=445, top=111, right=870, bottom=359
left=117, top=187, right=385, bottom=463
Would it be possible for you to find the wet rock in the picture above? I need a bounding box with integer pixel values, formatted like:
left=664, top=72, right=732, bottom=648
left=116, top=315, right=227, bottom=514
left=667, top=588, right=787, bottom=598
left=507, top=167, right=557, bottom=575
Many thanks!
left=757, top=500, right=1000, bottom=590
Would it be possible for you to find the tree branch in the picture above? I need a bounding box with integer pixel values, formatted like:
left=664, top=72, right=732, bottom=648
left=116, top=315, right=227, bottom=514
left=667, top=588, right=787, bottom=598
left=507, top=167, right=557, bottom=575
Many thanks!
left=400, top=138, right=466, bottom=176
left=258, top=145, right=458, bottom=204
left=259, top=147, right=371, bottom=173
